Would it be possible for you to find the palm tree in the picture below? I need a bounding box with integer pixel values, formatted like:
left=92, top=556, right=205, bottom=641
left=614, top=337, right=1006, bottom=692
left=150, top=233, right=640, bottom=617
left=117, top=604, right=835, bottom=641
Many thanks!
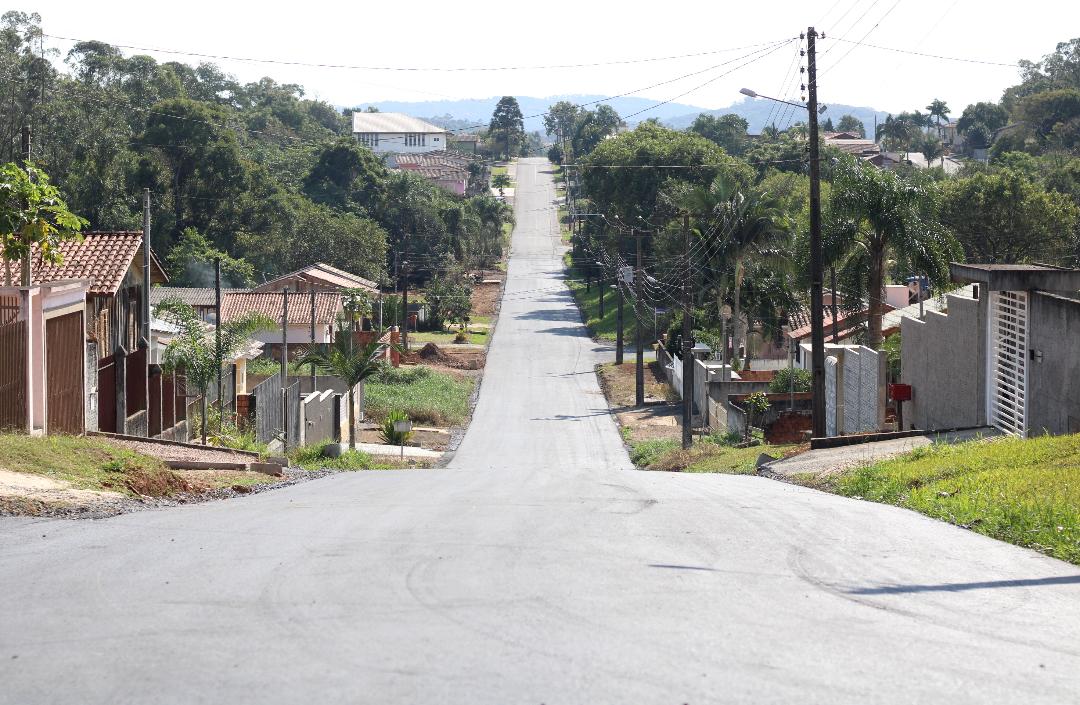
left=155, top=298, right=274, bottom=444
left=926, top=99, right=950, bottom=140
left=826, top=158, right=961, bottom=350
left=297, top=330, right=393, bottom=449
left=683, top=175, right=791, bottom=367
left=921, top=135, right=946, bottom=168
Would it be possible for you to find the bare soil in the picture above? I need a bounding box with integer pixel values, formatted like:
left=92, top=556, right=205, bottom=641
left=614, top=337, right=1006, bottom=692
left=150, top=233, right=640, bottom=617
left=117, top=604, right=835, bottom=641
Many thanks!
left=470, top=278, right=504, bottom=317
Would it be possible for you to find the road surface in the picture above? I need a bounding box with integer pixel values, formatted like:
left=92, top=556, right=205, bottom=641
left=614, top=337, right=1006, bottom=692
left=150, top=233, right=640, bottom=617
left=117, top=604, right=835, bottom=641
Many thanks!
left=2, top=158, right=1079, bottom=704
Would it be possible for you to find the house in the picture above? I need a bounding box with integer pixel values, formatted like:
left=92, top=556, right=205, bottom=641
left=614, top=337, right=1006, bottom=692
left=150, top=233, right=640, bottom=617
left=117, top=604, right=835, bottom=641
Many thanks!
left=448, top=134, right=481, bottom=153
left=824, top=133, right=881, bottom=158
left=352, top=112, right=448, bottom=154
left=150, top=286, right=246, bottom=324
left=386, top=152, right=480, bottom=196
left=253, top=263, right=377, bottom=295
left=901, top=263, right=1080, bottom=437
left=220, top=291, right=343, bottom=359
left=4, top=231, right=169, bottom=437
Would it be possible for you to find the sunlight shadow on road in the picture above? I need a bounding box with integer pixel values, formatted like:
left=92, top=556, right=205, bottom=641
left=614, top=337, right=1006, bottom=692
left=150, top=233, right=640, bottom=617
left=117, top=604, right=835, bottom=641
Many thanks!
left=848, top=575, right=1080, bottom=595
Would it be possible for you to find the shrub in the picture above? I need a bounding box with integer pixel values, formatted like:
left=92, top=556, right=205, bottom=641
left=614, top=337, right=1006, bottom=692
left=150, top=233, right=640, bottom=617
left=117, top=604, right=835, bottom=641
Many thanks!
left=769, top=367, right=812, bottom=393
left=380, top=410, right=414, bottom=445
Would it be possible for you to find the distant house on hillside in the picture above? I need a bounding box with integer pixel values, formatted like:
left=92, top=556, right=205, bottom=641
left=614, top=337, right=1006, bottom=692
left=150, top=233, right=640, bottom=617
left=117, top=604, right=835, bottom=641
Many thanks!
left=253, top=263, right=378, bottom=295
left=352, top=112, right=447, bottom=154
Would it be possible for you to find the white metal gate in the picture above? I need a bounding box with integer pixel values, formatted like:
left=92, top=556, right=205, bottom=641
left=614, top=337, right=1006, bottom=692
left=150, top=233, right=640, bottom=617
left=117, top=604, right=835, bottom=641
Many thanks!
left=988, top=290, right=1028, bottom=437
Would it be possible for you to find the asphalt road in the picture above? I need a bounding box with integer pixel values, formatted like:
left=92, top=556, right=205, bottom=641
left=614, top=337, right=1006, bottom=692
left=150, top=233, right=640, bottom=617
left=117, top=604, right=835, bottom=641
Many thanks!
left=2, top=158, right=1080, bottom=704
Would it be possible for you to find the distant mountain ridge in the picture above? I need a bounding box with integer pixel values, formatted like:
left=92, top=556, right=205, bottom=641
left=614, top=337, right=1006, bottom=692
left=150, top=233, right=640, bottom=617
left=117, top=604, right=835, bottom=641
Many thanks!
left=355, top=95, right=894, bottom=139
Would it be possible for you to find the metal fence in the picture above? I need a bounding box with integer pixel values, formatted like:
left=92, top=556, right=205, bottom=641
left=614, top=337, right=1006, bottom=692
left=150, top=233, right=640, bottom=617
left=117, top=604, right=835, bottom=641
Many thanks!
left=252, top=372, right=283, bottom=445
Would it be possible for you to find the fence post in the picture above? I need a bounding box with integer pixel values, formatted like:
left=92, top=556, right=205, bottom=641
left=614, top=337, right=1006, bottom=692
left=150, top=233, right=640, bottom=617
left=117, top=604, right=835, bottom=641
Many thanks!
left=115, top=346, right=127, bottom=435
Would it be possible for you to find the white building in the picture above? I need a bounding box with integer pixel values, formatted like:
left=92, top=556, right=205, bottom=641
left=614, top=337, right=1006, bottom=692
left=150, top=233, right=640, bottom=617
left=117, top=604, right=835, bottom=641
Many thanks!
left=352, top=112, right=447, bottom=154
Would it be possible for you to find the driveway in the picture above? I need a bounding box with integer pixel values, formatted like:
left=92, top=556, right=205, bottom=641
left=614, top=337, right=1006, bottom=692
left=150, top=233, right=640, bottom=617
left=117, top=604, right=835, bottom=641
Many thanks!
left=1, top=159, right=1078, bottom=704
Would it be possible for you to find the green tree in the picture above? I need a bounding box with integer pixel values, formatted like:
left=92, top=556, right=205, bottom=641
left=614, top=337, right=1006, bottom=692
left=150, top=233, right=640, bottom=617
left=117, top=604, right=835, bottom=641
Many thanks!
left=425, top=269, right=472, bottom=331
left=836, top=114, right=866, bottom=138
left=940, top=169, right=1079, bottom=264
left=155, top=298, right=274, bottom=444
left=689, top=113, right=749, bottom=156
left=957, top=102, right=1009, bottom=136
left=298, top=333, right=392, bottom=449
left=926, top=98, right=951, bottom=138
left=302, top=138, right=388, bottom=213
left=1015, top=89, right=1080, bottom=152
left=543, top=100, right=581, bottom=142
left=165, top=227, right=254, bottom=287
left=826, top=158, right=961, bottom=350
left=0, top=162, right=87, bottom=286
left=490, top=96, right=525, bottom=160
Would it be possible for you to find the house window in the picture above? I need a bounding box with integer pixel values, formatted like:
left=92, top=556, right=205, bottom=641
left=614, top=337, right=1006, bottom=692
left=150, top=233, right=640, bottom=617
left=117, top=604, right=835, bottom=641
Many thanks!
left=357, top=133, right=380, bottom=148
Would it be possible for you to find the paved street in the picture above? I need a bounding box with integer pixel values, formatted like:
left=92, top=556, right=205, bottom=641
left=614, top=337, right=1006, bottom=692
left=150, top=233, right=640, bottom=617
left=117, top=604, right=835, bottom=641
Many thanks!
left=2, top=158, right=1079, bottom=704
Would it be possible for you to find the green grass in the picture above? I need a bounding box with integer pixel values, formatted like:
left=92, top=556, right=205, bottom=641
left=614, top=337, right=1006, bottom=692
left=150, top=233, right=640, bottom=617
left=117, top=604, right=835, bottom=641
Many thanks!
left=565, top=267, right=642, bottom=343
left=364, top=365, right=475, bottom=426
left=289, top=440, right=428, bottom=471
left=409, top=328, right=489, bottom=345
left=491, top=165, right=508, bottom=177
left=629, top=434, right=796, bottom=474
left=815, top=434, right=1080, bottom=565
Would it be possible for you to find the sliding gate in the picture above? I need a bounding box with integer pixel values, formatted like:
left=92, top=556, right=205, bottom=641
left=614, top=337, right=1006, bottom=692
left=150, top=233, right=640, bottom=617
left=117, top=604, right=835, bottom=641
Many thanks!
left=988, top=290, right=1028, bottom=437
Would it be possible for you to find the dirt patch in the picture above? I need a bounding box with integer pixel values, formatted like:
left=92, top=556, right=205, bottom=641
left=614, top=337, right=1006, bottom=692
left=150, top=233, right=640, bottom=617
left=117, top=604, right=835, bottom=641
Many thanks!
left=470, top=279, right=503, bottom=317
left=0, top=468, right=124, bottom=506
left=103, top=463, right=201, bottom=497
left=409, top=342, right=486, bottom=371
left=597, top=360, right=677, bottom=409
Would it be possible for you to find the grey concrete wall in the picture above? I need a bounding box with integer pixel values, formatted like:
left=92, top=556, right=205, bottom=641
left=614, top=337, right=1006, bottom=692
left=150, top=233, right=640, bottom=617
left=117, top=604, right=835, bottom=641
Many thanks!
left=706, top=379, right=771, bottom=433
left=1027, top=292, right=1080, bottom=436
left=302, top=390, right=338, bottom=446
left=901, top=293, right=986, bottom=431
left=85, top=340, right=99, bottom=433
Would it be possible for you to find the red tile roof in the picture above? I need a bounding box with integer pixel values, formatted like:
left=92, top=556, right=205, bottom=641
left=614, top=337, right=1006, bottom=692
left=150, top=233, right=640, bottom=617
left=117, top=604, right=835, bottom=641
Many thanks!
left=220, top=291, right=342, bottom=326
left=2, top=231, right=166, bottom=295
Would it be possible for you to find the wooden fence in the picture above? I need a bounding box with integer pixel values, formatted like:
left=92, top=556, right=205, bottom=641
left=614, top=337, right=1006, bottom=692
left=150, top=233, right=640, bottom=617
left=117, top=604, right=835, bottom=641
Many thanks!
left=0, top=320, right=27, bottom=431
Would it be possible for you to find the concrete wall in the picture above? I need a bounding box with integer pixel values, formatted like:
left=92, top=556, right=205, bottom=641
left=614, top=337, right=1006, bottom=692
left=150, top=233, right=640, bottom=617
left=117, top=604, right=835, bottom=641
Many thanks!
left=302, top=389, right=338, bottom=446
left=706, top=379, right=771, bottom=433
left=901, top=293, right=986, bottom=431
left=1027, top=292, right=1080, bottom=435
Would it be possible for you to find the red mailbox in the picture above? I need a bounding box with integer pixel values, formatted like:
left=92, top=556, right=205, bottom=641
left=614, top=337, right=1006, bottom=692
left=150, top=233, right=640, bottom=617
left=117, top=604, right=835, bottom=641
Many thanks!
left=889, top=383, right=912, bottom=402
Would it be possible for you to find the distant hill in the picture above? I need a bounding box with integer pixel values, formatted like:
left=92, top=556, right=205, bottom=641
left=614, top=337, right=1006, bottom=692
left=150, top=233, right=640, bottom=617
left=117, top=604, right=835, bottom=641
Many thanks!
left=354, top=95, right=894, bottom=139
left=354, top=95, right=712, bottom=134
left=664, top=97, right=893, bottom=138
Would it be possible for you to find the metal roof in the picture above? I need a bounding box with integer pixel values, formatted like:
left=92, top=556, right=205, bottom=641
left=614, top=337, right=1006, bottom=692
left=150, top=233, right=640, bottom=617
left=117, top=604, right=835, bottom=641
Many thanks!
left=253, top=263, right=378, bottom=293
left=352, top=112, right=447, bottom=134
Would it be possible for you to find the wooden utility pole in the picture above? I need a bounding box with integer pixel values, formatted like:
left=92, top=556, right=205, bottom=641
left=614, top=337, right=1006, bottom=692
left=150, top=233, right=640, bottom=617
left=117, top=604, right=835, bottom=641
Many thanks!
left=635, top=229, right=645, bottom=407
left=681, top=214, right=694, bottom=450
left=807, top=27, right=827, bottom=440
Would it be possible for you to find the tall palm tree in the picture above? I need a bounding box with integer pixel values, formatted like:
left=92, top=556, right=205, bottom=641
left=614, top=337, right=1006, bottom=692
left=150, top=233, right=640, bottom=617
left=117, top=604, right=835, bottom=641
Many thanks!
left=826, top=158, right=961, bottom=350
left=297, top=330, right=393, bottom=449
left=683, top=175, right=791, bottom=366
left=926, top=99, right=951, bottom=140
left=156, top=298, right=274, bottom=444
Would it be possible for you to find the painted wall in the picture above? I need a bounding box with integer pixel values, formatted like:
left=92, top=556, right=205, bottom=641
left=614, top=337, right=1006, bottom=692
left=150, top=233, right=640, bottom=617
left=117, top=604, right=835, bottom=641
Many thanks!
left=357, top=132, right=447, bottom=154
left=1027, top=292, right=1080, bottom=435
left=901, top=293, right=987, bottom=431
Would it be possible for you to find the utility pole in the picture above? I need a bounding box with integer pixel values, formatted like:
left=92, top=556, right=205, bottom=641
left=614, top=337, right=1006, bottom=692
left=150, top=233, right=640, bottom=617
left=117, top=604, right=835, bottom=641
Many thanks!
left=19, top=126, right=31, bottom=287
left=681, top=214, right=693, bottom=450
left=615, top=276, right=624, bottom=366
left=635, top=229, right=645, bottom=407
left=143, top=189, right=152, bottom=348
left=310, top=287, right=317, bottom=392
left=281, top=287, right=289, bottom=450
left=401, top=246, right=410, bottom=352
left=215, top=257, right=222, bottom=425
left=807, top=26, right=827, bottom=440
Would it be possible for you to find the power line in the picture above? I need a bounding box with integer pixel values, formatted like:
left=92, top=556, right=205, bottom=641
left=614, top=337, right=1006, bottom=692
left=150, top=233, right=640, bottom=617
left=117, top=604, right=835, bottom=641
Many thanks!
left=821, top=0, right=905, bottom=76
left=46, top=33, right=792, bottom=73
left=829, top=36, right=1019, bottom=68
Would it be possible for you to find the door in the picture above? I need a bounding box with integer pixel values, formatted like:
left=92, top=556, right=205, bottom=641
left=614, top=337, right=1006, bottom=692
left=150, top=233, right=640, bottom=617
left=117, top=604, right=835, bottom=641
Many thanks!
left=988, top=290, right=1027, bottom=437
left=46, top=311, right=85, bottom=435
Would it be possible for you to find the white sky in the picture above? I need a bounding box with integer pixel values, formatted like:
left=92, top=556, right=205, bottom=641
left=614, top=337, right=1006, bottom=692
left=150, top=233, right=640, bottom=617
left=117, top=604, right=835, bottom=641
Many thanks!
left=26, top=0, right=1080, bottom=116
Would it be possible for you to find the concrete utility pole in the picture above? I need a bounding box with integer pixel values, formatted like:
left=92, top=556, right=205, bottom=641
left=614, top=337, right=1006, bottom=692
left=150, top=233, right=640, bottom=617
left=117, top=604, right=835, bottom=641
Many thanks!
left=830, top=266, right=839, bottom=342
left=635, top=230, right=645, bottom=407
left=310, top=288, right=317, bottom=392
left=215, top=257, right=222, bottom=420
left=19, top=126, right=31, bottom=287
left=401, top=250, right=409, bottom=352
left=281, top=287, right=289, bottom=449
left=807, top=26, right=827, bottom=440
left=142, top=189, right=152, bottom=348
left=616, top=276, right=624, bottom=366
left=681, top=214, right=693, bottom=450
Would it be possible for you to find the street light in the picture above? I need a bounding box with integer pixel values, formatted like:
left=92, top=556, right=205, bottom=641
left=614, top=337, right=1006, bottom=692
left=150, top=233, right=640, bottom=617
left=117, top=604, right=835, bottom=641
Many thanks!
left=741, top=31, right=826, bottom=439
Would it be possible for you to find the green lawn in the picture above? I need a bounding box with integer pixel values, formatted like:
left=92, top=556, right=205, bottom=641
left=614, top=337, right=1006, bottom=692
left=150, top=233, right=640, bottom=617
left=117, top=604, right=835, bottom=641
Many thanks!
left=810, top=434, right=1080, bottom=565
left=630, top=435, right=796, bottom=474
left=289, top=440, right=429, bottom=471
left=409, top=328, right=489, bottom=346
left=364, top=365, right=475, bottom=427
left=491, top=165, right=508, bottom=177
left=566, top=265, right=643, bottom=343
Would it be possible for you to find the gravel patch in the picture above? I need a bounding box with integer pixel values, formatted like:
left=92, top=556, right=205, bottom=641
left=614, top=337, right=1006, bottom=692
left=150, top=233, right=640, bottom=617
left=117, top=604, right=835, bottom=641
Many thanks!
left=101, top=437, right=257, bottom=464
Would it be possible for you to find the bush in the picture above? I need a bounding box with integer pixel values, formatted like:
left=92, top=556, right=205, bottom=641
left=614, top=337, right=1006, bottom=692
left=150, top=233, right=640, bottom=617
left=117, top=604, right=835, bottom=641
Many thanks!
left=290, top=440, right=375, bottom=471
left=380, top=410, right=414, bottom=445
left=769, top=367, right=812, bottom=393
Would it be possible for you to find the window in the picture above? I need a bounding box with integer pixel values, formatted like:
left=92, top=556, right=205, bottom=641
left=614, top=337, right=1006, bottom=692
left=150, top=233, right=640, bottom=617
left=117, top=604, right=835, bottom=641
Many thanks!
left=404, top=133, right=429, bottom=147
left=357, top=133, right=380, bottom=148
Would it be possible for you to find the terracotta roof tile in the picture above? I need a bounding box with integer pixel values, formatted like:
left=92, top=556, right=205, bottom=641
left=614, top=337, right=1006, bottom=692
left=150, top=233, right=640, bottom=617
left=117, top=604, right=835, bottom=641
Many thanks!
left=221, top=291, right=342, bottom=326
left=2, top=231, right=166, bottom=295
